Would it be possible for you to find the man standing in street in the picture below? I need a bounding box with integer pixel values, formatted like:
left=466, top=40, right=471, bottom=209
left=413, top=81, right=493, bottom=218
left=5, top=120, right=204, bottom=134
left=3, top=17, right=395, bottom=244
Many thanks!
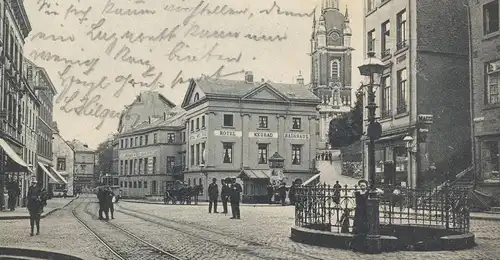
left=208, top=178, right=219, bottom=213
left=97, top=187, right=109, bottom=220
left=229, top=177, right=242, bottom=219
left=220, top=179, right=231, bottom=214
left=266, top=182, right=274, bottom=204
left=106, top=187, right=115, bottom=219
left=27, top=180, right=42, bottom=236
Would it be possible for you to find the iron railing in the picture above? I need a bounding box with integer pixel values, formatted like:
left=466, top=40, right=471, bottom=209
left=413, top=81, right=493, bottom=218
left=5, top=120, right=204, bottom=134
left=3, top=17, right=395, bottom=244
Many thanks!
left=295, top=183, right=470, bottom=234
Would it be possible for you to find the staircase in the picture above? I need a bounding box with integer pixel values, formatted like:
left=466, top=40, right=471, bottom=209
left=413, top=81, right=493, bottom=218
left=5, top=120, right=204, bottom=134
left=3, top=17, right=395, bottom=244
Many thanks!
left=451, top=166, right=475, bottom=189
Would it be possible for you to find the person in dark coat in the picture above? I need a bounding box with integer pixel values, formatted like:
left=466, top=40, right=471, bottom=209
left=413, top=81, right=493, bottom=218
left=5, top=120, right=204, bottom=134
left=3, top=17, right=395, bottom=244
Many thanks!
left=333, top=181, right=342, bottom=204
left=288, top=182, right=297, bottom=205
left=220, top=179, right=230, bottom=214
left=266, top=183, right=274, bottom=204
left=39, top=188, right=48, bottom=213
left=208, top=178, right=219, bottom=213
left=7, top=178, right=20, bottom=211
left=278, top=183, right=287, bottom=206
left=97, top=187, right=109, bottom=220
left=351, top=179, right=369, bottom=251
left=106, top=187, right=115, bottom=219
left=27, top=180, right=42, bottom=236
left=229, top=177, right=242, bottom=219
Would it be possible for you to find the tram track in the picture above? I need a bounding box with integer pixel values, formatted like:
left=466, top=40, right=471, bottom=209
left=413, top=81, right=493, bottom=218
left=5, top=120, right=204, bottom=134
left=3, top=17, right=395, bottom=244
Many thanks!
left=116, top=204, right=324, bottom=260
left=71, top=198, right=183, bottom=260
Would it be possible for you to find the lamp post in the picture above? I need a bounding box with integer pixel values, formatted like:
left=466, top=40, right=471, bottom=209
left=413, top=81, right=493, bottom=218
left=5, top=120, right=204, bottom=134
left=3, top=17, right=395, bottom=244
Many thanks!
left=200, top=148, right=207, bottom=199
left=269, top=152, right=285, bottom=182
left=404, top=134, right=416, bottom=188
left=358, top=51, right=384, bottom=254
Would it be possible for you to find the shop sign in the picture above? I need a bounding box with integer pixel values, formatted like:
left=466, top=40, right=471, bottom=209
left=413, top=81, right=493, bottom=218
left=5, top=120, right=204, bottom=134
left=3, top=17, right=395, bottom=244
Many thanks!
left=249, top=132, right=277, bottom=138
left=119, top=150, right=159, bottom=159
left=190, top=130, right=207, bottom=140
left=284, top=133, right=310, bottom=139
left=214, top=130, right=242, bottom=137
left=418, top=114, right=433, bottom=124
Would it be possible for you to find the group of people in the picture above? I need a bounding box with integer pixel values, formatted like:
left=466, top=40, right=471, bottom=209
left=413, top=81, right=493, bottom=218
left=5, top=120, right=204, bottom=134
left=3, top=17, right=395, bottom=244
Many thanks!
left=26, top=180, right=48, bottom=236
left=97, top=186, right=117, bottom=220
left=266, top=181, right=298, bottom=206
left=5, top=177, right=21, bottom=211
left=207, top=177, right=242, bottom=219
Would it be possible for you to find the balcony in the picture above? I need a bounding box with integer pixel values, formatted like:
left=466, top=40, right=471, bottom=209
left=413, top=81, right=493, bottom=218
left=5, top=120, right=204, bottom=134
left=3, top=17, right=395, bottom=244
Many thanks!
left=381, top=49, right=391, bottom=59
left=396, top=104, right=408, bottom=115
left=380, top=110, right=392, bottom=119
left=168, top=165, right=185, bottom=175
left=396, top=40, right=407, bottom=51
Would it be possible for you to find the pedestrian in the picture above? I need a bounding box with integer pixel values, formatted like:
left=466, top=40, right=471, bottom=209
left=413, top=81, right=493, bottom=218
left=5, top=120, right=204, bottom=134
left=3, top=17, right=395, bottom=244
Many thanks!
left=333, top=181, right=341, bottom=204
left=97, top=187, right=108, bottom=220
left=208, top=178, right=219, bottom=213
left=39, top=188, right=48, bottom=213
left=278, top=182, right=287, bottom=206
left=229, top=177, right=242, bottom=219
left=266, top=182, right=274, bottom=204
left=106, top=187, right=115, bottom=219
left=351, top=179, right=369, bottom=251
left=220, top=179, right=230, bottom=214
left=27, top=180, right=42, bottom=236
left=288, top=181, right=296, bottom=205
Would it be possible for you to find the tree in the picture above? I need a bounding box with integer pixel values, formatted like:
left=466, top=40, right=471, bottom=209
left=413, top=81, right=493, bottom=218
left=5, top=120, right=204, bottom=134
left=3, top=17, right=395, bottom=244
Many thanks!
left=328, top=90, right=364, bottom=148
left=95, top=138, right=114, bottom=179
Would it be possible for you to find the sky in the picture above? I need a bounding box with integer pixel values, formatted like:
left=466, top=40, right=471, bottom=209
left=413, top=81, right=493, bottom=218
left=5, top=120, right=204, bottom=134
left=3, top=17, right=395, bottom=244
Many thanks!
left=23, top=0, right=363, bottom=149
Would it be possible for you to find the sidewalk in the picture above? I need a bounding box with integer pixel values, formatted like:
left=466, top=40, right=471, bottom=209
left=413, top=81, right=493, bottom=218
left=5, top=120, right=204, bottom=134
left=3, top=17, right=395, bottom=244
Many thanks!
left=470, top=211, right=500, bottom=221
left=121, top=199, right=292, bottom=207
left=0, top=197, right=76, bottom=220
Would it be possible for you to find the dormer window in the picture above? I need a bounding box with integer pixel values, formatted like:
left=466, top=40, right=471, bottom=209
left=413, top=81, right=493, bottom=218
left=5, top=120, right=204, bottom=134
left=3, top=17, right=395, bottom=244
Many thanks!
left=194, top=93, right=200, bottom=102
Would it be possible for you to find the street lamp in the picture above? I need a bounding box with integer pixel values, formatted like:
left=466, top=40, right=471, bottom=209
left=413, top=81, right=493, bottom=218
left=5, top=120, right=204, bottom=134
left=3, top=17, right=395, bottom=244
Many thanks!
left=358, top=51, right=385, bottom=254
left=269, top=152, right=285, bottom=184
left=200, top=149, right=207, bottom=198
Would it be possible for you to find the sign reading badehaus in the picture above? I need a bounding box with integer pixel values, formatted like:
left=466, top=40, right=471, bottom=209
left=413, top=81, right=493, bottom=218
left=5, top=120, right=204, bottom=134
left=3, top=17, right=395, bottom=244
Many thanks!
left=284, top=133, right=310, bottom=139
left=249, top=132, right=278, bottom=138
left=214, top=130, right=242, bottom=137
left=190, top=130, right=208, bottom=140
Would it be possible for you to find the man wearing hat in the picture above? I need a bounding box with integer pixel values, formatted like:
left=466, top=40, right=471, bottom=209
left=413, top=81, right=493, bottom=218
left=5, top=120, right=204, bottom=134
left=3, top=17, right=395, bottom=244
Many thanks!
left=351, top=179, right=369, bottom=251
left=27, top=180, right=42, bottom=236
left=229, top=177, right=242, bottom=219
left=208, top=178, right=219, bottom=213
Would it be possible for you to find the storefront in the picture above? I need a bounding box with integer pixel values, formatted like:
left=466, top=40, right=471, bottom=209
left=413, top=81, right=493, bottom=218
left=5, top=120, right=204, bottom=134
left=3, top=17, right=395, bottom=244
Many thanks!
left=238, top=169, right=271, bottom=203
left=373, top=133, right=409, bottom=187
left=478, top=136, right=500, bottom=180
left=0, top=138, right=32, bottom=209
left=38, top=162, right=66, bottom=195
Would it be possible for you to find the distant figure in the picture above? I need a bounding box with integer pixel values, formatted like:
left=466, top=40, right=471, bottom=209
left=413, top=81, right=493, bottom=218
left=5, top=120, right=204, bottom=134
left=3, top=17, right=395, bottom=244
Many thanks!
left=208, top=178, right=219, bottom=213
left=288, top=182, right=296, bottom=205
left=97, top=187, right=109, bottom=220
left=266, top=183, right=274, bottom=204
left=333, top=181, right=341, bottom=204
left=220, top=179, right=230, bottom=214
left=278, top=183, right=287, bottom=206
left=229, top=178, right=242, bottom=219
left=106, top=187, right=115, bottom=219
left=27, top=181, right=42, bottom=236
left=39, top=188, right=48, bottom=213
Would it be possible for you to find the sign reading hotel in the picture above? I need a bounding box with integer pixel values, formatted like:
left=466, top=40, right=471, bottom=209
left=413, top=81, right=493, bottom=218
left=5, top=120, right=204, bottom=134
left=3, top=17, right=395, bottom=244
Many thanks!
left=190, top=130, right=208, bottom=141
left=119, top=150, right=159, bottom=160
left=249, top=132, right=278, bottom=138
left=214, top=130, right=242, bottom=137
left=284, top=133, right=310, bottom=140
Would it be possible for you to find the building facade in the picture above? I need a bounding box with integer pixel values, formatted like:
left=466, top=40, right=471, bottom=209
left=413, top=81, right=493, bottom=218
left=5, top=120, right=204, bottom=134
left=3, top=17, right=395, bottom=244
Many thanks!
left=310, top=1, right=353, bottom=153
left=362, top=0, right=471, bottom=188
left=52, top=123, right=73, bottom=196
left=181, top=73, right=320, bottom=201
left=117, top=108, right=186, bottom=198
left=69, top=140, right=95, bottom=192
left=469, top=0, right=500, bottom=195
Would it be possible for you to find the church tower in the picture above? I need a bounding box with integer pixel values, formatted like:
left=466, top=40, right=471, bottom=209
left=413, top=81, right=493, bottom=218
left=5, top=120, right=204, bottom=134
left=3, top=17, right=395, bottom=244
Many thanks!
left=310, top=1, right=354, bottom=151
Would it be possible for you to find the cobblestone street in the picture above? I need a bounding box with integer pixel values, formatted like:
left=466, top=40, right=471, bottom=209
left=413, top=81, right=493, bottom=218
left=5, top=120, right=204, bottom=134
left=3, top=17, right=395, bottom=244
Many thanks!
left=1, top=197, right=499, bottom=259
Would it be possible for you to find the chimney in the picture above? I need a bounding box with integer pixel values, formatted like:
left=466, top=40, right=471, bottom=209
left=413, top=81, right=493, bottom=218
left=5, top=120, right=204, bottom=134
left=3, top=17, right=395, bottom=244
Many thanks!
left=83, top=144, right=88, bottom=148
left=261, top=78, right=264, bottom=83
left=148, top=116, right=151, bottom=124
left=163, top=112, right=166, bottom=120
left=296, top=71, right=304, bottom=85
left=245, top=71, right=253, bottom=83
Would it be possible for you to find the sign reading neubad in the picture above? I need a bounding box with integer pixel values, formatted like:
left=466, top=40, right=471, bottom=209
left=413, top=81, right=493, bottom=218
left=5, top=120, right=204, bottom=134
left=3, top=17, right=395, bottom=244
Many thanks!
left=284, top=133, right=310, bottom=139
left=249, top=132, right=277, bottom=138
left=214, top=130, right=242, bottom=137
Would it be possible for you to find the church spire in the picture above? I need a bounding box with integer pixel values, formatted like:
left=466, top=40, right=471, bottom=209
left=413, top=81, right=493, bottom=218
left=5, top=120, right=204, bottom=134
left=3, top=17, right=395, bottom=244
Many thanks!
left=345, top=6, right=349, bottom=21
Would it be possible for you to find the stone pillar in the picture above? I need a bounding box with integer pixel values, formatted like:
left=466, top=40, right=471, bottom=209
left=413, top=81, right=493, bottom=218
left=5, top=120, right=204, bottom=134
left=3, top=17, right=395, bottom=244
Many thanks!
left=365, top=190, right=382, bottom=253
left=277, top=115, right=286, bottom=154
left=241, top=113, right=251, bottom=168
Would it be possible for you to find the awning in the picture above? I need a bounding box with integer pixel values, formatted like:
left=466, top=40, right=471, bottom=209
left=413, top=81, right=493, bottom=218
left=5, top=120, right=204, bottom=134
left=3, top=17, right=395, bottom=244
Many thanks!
left=49, top=167, right=68, bottom=184
left=239, top=169, right=271, bottom=179
left=0, top=138, right=31, bottom=172
left=38, top=162, right=62, bottom=184
left=377, top=133, right=407, bottom=142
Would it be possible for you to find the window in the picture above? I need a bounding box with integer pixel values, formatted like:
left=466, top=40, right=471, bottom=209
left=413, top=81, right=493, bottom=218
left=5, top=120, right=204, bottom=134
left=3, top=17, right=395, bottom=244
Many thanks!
left=56, top=157, right=66, bottom=171
left=138, top=181, right=142, bottom=188
left=120, top=181, right=123, bottom=187
left=140, top=136, right=143, bottom=146
left=196, top=143, right=200, bottom=165
left=223, top=114, right=234, bottom=127
left=258, top=116, right=268, bottom=128
left=196, top=118, right=200, bottom=130
left=124, top=160, right=128, bottom=175
left=133, top=159, right=137, bottom=174
left=223, top=142, right=233, bottom=163
left=330, top=60, right=340, bottom=79
left=130, top=138, right=133, bottom=147
left=129, top=160, right=133, bottom=174
left=182, top=132, right=186, bottom=142
left=190, top=120, right=194, bottom=131
left=152, top=157, right=157, bottom=174
left=292, top=117, right=302, bottom=130
left=367, top=0, right=375, bottom=12
left=485, top=1, right=500, bottom=35
left=167, top=156, right=175, bottom=173
left=135, top=137, right=138, bottom=146
left=397, top=10, right=407, bottom=50
left=133, top=181, right=137, bottom=188
left=194, top=93, right=200, bottom=102
left=125, top=139, right=128, bottom=147
left=483, top=141, right=500, bottom=175
left=139, top=159, right=143, bottom=174
left=167, top=133, right=175, bottom=143
left=397, top=68, right=408, bottom=114
left=292, top=145, right=302, bottom=165
left=201, top=115, right=206, bottom=128
left=144, top=181, right=148, bottom=188
left=120, top=139, right=123, bottom=148
left=381, top=75, right=391, bottom=118
left=258, top=144, right=268, bottom=164
left=201, top=142, right=206, bottom=163
left=144, top=158, right=148, bottom=174
left=154, top=133, right=157, bottom=143
left=367, top=29, right=375, bottom=52
left=120, top=160, right=124, bottom=175
left=125, top=181, right=128, bottom=187
left=145, top=135, right=148, bottom=145
left=381, top=20, right=390, bottom=57
left=486, top=60, right=500, bottom=104
left=190, top=145, right=195, bottom=165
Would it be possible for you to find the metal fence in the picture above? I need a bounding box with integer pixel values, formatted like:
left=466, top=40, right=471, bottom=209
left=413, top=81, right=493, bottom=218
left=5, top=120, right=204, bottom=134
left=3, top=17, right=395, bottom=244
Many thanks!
left=295, top=183, right=470, bottom=234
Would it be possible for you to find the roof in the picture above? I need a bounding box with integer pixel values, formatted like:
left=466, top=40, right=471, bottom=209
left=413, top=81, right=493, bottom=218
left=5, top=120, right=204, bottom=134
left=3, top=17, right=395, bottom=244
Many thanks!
left=122, top=108, right=187, bottom=134
left=68, top=140, right=94, bottom=152
left=182, top=78, right=320, bottom=107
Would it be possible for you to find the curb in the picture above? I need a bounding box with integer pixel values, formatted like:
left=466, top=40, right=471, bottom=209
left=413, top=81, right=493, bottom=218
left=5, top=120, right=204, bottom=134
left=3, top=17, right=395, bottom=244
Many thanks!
left=0, top=246, right=90, bottom=260
left=469, top=215, right=500, bottom=221
left=121, top=199, right=293, bottom=208
left=0, top=198, right=77, bottom=220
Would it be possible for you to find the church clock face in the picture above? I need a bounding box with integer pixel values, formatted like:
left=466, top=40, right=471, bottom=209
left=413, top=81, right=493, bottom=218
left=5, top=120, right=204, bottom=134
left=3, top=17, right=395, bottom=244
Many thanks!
left=328, top=31, right=340, bottom=40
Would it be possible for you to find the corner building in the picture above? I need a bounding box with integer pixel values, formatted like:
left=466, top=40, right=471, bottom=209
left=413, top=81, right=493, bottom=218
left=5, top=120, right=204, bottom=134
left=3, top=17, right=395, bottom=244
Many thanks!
left=181, top=73, right=320, bottom=201
left=362, top=0, right=471, bottom=188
